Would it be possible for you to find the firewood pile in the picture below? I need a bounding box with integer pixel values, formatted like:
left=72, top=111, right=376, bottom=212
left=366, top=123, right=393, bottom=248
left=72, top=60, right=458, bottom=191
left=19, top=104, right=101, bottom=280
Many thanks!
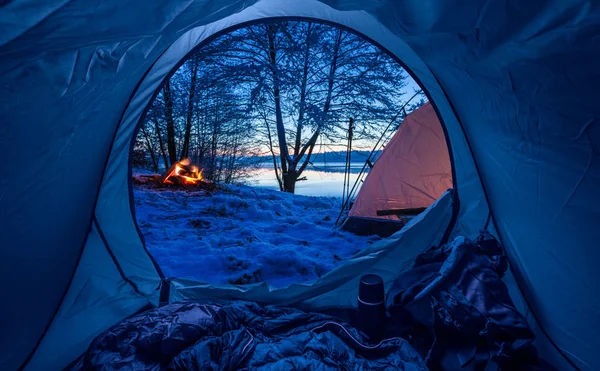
left=133, top=159, right=216, bottom=192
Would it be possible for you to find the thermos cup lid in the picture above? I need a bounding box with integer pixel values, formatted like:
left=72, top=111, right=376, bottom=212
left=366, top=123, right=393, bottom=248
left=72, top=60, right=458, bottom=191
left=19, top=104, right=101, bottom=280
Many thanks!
left=358, top=274, right=384, bottom=305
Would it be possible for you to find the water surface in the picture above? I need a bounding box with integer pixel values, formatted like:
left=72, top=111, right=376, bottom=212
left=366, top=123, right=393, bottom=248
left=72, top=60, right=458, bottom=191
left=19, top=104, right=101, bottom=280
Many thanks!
left=247, top=162, right=368, bottom=198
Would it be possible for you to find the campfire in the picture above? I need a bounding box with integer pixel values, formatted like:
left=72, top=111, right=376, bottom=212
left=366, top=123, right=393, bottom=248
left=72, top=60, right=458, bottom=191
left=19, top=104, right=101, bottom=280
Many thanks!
left=160, top=159, right=204, bottom=185
left=133, top=159, right=215, bottom=191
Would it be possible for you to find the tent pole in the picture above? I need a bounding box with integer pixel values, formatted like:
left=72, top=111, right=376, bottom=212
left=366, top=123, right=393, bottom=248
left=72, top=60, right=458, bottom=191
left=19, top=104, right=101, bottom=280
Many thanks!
left=346, top=118, right=354, bottom=205
left=334, top=91, right=422, bottom=227
left=341, top=117, right=354, bottom=208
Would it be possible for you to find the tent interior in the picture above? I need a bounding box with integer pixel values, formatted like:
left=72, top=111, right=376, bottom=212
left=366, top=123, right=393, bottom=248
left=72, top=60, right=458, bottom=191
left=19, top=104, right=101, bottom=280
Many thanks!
left=342, top=102, right=454, bottom=237
left=1, top=0, right=599, bottom=370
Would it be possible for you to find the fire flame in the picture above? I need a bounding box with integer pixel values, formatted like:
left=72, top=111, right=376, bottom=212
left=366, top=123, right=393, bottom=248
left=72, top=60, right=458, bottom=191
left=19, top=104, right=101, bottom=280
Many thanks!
left=163, top=159, right=204, bottom=185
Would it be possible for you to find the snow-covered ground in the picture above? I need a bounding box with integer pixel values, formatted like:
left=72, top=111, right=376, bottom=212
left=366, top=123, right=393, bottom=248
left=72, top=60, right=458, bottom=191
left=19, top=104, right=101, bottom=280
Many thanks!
left=134, top=183, right=380, bottom=288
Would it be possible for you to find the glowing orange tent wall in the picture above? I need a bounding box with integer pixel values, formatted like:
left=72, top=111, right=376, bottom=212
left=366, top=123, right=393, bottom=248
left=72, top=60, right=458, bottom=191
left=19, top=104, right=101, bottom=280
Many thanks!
left=348, top=102, right=453, bottom=220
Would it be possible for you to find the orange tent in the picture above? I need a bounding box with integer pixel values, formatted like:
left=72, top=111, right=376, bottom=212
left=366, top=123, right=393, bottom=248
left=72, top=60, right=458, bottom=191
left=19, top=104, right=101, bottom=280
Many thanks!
left=343, top=102, right=453, bottom=236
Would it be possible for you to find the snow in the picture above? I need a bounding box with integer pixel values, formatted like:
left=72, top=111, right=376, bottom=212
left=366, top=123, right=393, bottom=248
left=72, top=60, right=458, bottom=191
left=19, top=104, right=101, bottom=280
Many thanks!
left=134, top=183, right=380, bottom=288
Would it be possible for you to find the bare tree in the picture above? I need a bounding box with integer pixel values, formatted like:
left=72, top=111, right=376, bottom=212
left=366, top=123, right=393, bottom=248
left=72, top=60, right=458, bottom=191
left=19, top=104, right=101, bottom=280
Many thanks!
left=135, top=20, right=411, bottom=189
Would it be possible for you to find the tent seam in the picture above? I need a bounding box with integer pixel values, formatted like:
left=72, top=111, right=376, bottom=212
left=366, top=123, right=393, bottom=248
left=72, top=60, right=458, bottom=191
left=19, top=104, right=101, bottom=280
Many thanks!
left=93, top=217, right=143, bottom=296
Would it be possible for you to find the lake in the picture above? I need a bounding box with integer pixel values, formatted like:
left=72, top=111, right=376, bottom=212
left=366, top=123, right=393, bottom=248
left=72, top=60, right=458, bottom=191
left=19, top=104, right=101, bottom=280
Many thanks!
left=247, top=162, right=368, bottom=198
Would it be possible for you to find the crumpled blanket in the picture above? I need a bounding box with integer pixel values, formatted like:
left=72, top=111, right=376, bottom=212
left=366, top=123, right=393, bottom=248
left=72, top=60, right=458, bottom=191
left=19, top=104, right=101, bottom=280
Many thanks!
left=386, top=231, right=546, bottom=370
left=68, top=300, right=426, bottom=370
left=70, top=231, right=546, bottom=370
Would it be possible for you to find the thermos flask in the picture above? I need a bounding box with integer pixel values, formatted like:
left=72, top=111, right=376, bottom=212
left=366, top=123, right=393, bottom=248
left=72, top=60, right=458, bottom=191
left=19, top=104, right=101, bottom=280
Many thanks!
left=357, top=274, right=386, bottom=342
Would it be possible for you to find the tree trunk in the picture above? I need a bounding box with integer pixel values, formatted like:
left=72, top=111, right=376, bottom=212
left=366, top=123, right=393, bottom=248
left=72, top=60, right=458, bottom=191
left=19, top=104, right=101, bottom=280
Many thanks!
left=181, top=60, right=198, bottom=161
left=320, top=29, right=343, bottom=123
left=209, top=94, right=219, bottom=181
left=282, top=170, right=298, bottom=194
left=295, top=29, right=343, bottom=179
left=263, top=115, right=283, bottom=191
left=163, top=80, right=177, bottom=165
left=140, top=126, right=159, bottom=172
left=297, top=131, right=319, bottom=176
left=293, top=22, right=312, bottom=158
left=266, top=25, right=290, bottom=186
left=153, top=118, right=169, bottom=170
left=226, top=128, right=240, bottom=183
left=194, top=114, right=201, bottom=164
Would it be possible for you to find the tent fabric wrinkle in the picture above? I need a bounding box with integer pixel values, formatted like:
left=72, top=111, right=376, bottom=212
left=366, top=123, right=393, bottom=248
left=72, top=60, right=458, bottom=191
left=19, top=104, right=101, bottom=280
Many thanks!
left=0, top=0, right=598, bottom=370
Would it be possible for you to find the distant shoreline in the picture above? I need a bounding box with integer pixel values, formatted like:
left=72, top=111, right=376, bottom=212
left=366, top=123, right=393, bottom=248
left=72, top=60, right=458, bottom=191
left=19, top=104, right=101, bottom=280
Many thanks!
left=255, top=161, right=370, bottom=174
left=248, top=150, right=381, bottom=165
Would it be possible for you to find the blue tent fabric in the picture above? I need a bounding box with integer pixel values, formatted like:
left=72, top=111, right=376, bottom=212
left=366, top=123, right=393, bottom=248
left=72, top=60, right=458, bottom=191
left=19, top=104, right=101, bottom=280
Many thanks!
left=23, top=222, right=154, bottom=370
left=1, top=0, right=599, bottom=370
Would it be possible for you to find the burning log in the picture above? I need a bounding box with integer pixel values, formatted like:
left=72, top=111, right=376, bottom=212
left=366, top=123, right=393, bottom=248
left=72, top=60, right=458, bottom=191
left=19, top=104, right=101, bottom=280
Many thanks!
left=158, top=162, right=181, bottom=183
left=133, top=158, right=215, bottom=192
left=160, top=158, right=205, bottom=185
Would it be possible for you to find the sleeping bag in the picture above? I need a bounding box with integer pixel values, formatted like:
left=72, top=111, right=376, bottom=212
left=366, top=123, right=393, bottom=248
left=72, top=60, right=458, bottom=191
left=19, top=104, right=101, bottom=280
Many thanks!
left=69, top=232, right=547, bottom=370
left=68, top=301, right=426, bottom=370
